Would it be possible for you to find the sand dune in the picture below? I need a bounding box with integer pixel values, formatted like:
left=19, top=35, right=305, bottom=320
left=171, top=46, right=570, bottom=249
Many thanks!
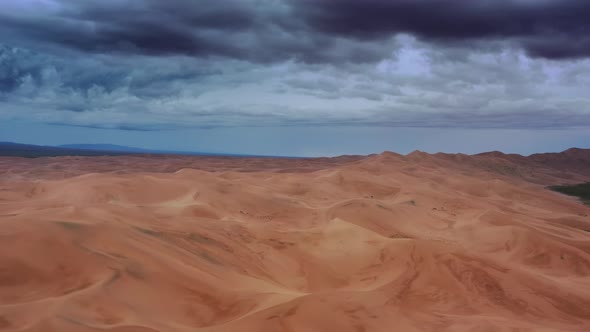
left=1, top=150, right=590, bottom=331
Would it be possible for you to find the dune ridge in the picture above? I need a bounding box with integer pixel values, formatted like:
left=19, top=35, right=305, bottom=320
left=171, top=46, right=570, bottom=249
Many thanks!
left=1, top=150, right=590, bottom=331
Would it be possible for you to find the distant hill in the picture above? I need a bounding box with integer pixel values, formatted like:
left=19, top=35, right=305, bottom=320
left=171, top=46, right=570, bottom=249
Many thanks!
left=58, top=144, right=278, bottom=157
left=59, top=144, right=152, bottom=153
left=0, top=142, right=131, bottom=158
left=0, top=142, right=288, bottom=158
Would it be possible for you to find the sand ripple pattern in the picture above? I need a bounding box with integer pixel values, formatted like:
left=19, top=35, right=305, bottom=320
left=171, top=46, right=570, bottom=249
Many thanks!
left=1, top=151, right=590, bottom=331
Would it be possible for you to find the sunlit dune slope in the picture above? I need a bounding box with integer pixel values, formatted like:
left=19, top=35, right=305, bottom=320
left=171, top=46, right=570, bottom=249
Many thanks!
left=1, top=150, right=590, bottom=331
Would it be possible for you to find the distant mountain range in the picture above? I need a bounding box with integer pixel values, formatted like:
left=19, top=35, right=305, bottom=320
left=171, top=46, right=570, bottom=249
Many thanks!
left=0, top=142, right=136, bottom=158
left=0, top=142, right=284, bottom=158
left=57, top=144, right=286, bottom=157
left=59, top=144, right=154, bottom=153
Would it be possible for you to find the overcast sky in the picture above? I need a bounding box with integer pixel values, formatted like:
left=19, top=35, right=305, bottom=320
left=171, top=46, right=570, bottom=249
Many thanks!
left=1, top=0, right=589, bottom=156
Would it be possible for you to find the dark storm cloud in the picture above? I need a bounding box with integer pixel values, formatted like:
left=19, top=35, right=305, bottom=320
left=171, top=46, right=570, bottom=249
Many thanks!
left=294, top=0, right=590, bottom=60
left=2, top=0, right=590, bottom=62
left=0, top=0, right=390, bottom=64
left=0, top=1, right=249, bottom=57
left=524, top=36, right=590, bottom=60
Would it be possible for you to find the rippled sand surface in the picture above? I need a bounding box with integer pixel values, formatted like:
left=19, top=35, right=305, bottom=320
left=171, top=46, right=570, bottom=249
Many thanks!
left=1, top=149, right=590, bottom=332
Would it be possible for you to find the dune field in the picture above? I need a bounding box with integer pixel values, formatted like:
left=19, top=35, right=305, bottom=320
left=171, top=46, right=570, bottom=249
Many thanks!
left=1, top=149, right=590, bottom=332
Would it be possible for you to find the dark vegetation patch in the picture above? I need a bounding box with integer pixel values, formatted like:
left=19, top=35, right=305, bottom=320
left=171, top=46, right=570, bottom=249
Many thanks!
left=376, top=204, right=393, bottom=211
left=187, top=233, right=234, bottom=253
left=188, top=232, right=219, bottom=245
left=133, top=226, right=162, bottom=237
left=55, top=221, right=85, bottom=230
left=388, top=233, right=412, bottom=239
left=267, top=238, right=296, bottom=250
left=548, top=183, right=590, bottom=206
left=198, top=251, right=221, bottom=265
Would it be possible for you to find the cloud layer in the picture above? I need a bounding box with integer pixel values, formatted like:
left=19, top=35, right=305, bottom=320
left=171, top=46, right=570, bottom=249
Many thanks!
left=3, top=0, right=590, bottom=61
left=0, top=0, right=589, bottom=130
left=298, top=0, right=590, bottom=60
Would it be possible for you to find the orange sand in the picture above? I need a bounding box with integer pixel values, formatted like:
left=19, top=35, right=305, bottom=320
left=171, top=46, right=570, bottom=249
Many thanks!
left=1, top=149, right=590, bottom=331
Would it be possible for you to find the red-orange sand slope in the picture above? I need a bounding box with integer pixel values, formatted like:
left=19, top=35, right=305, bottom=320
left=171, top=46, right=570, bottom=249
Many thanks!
left=1, top=149, right=590, bottom=332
